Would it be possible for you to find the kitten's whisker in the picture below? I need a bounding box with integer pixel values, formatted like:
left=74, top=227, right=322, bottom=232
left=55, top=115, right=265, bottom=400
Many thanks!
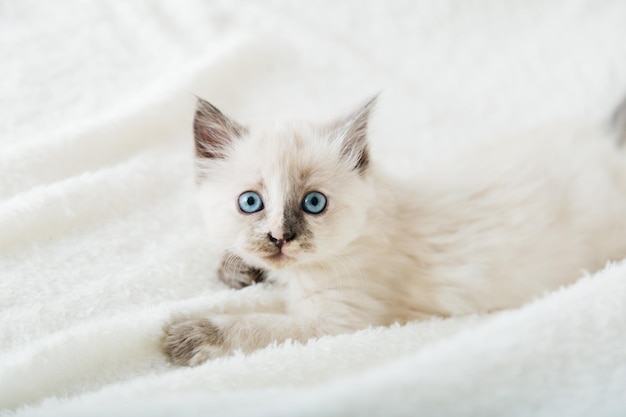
left=334, top=256, right=368, bottom=308
left=341, top=256, right=368, bottom=306
left=337, top=258, right=357, bottom=298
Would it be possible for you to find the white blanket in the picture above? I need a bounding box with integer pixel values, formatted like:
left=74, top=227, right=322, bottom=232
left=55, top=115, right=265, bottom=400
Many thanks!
left=2, top=1, right=626, bottom=416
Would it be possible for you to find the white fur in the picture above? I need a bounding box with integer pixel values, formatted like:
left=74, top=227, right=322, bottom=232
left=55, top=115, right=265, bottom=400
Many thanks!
left=192, top=111, right=626, bottom=360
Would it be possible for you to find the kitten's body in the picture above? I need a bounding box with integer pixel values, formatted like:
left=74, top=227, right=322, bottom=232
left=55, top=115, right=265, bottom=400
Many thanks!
left=164, top=97, right=626, bottom=366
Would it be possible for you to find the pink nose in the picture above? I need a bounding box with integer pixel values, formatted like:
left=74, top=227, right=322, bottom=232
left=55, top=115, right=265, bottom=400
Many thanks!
left=267, top=231, right=296, bottom=248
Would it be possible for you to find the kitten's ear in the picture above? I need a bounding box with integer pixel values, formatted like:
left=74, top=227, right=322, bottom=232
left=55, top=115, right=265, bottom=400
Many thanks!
left=331, top=95, right=378, bottom=174
left=193, top=98, right=247, bottom=160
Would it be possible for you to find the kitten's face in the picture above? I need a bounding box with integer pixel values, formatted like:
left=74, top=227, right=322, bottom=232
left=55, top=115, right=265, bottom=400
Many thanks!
left=194, top=98, right=376, bottom=270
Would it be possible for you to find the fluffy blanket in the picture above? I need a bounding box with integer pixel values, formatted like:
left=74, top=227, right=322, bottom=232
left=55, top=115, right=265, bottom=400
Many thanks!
left=2, top=1, right=626, bottom=416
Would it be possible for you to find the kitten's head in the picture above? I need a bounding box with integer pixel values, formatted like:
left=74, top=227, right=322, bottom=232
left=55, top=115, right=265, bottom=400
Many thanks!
left=194, top=97, right=377, bottom=270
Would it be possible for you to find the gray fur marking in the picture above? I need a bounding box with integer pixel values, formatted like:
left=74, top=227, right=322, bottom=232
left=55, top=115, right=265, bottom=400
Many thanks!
left=612, top=95, right=626, bottom=146
left=193, top=98, right=247, bottom=160
left=283, top=195, right=307, bottom=242
left=163, top=317, right=224, bottom=366
left=334, top=95, right=377, bottom=174
left=218, top=252, right=266, bottom=289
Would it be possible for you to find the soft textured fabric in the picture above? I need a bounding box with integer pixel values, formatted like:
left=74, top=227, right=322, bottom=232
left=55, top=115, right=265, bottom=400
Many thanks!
left=1, top=1, right=626, bottom=416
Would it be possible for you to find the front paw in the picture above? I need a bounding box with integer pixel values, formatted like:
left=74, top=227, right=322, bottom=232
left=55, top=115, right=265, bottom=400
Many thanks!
left=163, top=317, right=224, bottom=366
left=218, top=253, right=266, bottom=289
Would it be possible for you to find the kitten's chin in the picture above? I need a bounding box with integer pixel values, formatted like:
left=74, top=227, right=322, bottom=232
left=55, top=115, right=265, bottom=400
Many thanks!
left=260, top=252, right=296, bottom=270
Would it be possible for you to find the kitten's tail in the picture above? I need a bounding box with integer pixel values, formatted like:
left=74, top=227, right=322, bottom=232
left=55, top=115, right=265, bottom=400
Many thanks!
left=610, top=95, right=626, bottom=146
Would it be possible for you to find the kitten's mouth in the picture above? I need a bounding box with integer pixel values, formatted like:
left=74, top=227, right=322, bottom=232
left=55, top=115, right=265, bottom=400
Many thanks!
left=265, top=252, right=290, bottom=261
left=262, top=251, right=294, bottom=268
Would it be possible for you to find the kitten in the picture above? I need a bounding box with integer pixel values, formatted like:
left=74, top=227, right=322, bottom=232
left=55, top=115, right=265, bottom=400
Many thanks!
left=164, top=95, right=626, bottom=366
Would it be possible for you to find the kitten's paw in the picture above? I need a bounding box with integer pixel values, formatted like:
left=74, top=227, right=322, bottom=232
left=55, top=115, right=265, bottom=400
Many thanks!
left=218, top=254, right=266, bottom=289
left=163, top=318, right=225, bottom=366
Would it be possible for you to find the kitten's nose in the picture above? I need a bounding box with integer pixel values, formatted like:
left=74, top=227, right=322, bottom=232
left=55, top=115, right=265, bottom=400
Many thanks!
left=267, top=231, right=296, bottom=249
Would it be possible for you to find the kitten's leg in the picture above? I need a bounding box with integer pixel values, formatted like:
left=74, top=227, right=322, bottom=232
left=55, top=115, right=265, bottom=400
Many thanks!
left=164, top=310, right=371, bottom=366
left=218, top=252, right=267, bottom=289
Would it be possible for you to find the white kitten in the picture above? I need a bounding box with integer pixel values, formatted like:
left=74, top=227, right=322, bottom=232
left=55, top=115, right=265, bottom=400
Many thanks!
left=164, top=96, right=626, bottom=366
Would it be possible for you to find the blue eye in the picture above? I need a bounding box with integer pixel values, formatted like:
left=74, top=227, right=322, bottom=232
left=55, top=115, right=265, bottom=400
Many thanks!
left=238, top=191, right=264, bottom=213
left=301, top=191, right=327, bottom=214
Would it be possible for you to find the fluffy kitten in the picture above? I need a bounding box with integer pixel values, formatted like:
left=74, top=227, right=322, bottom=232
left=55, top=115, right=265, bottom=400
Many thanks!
left=164, top=96, right=626, bottom=366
